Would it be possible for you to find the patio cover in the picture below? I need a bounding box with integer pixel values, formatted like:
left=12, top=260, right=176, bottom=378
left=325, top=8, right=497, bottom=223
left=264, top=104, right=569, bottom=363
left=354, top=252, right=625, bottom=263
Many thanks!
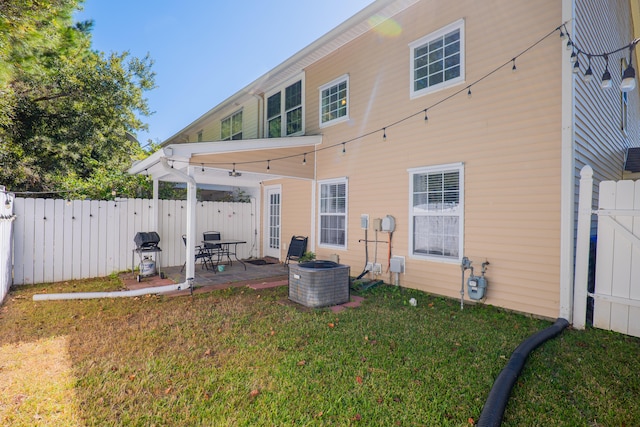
left=128, top=135, right=321, bottom=287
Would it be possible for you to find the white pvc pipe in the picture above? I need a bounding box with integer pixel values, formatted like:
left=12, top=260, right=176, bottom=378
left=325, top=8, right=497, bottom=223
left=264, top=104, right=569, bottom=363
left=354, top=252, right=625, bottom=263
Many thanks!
left=33, top=282, right=189, bottom=301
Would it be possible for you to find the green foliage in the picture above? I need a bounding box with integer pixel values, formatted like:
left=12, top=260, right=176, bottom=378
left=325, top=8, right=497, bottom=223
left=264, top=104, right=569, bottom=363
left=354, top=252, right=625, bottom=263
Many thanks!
left=297, top=251, right=316, bottom=263
left=0, top=0, right=155, bottom=199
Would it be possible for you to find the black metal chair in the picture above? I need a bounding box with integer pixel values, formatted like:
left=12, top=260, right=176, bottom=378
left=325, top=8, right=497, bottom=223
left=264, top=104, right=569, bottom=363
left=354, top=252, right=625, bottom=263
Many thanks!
left=203, top=231, right=223, bottom=266
left=285, top=236, right=308, bottom=265
left=181, top=235, right=215, bottom=272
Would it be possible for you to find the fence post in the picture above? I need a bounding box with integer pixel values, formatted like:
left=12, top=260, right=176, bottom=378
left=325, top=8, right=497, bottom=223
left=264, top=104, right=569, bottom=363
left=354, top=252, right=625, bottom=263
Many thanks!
left=573, top=165, right=594, bottom=329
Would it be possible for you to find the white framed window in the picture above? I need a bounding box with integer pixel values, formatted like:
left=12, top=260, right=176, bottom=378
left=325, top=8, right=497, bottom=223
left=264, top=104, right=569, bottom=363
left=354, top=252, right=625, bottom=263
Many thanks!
left=266, top=78, right=304, bottom=138
left=221, top=110, right=243, bottom=141
left=409, top=19, right=465, bottom=98
left=319, top=74, right=349, bottom=127
left=408, top=163, right=464, bottom=261
left=319, top=178, right=348, bottom=249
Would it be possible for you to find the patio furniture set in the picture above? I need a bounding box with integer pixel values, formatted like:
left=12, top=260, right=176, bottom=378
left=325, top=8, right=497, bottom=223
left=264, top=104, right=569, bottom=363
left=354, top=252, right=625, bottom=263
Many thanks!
left=181, top=231, right=247, bottom=273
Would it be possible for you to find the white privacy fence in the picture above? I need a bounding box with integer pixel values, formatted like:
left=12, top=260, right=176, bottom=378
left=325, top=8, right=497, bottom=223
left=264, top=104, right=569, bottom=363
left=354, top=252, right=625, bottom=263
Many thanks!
left=574, top=166, right=640, bottom=338
left=1, top=187, right=15, bottom=302
left=12, top=197, right=257, bottom=285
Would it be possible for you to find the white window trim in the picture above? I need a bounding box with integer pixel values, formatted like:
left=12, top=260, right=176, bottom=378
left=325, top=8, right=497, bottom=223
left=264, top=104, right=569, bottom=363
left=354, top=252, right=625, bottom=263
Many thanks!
left=318, top=177, right=348, bottom=250
left=407, top=162, right=464, bottom=263
left=221, top=109, right=243, bottom=141
left=319, top=74, right=350, bottom=128
left=264, top=74, right=305, bottom=138
left=409, top=19, right=465, bottom=99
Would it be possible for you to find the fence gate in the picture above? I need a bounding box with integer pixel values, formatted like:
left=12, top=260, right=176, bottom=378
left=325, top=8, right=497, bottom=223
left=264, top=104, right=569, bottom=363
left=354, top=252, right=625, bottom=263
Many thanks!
left=574, top=166, right=640, bottom=337
left=592, top=179, right=640, bottom=337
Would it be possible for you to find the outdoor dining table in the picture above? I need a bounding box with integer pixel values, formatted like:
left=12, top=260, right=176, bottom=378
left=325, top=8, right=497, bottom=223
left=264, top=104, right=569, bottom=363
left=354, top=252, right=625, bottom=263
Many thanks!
left=202, top=239, right=247, bottom=270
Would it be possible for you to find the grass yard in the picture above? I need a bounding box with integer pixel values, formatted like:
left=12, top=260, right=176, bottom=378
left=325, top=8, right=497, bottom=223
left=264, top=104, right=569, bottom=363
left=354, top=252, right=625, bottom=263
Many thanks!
left=1, top=278, right=639, bottom=426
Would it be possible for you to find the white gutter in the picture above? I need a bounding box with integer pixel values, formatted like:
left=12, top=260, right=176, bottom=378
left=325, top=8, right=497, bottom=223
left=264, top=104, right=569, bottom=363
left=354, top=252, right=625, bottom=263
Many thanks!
left=32, top=155, right=197, bottom=301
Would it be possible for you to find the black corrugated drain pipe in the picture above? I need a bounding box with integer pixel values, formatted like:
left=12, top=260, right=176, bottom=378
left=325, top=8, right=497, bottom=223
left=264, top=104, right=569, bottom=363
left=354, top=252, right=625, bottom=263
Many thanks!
left=477, top=317, right=569, bottom=427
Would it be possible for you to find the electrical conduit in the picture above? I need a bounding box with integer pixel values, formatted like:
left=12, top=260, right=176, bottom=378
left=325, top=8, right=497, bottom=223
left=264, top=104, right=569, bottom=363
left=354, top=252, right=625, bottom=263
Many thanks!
left=476, top=318, right=570, bottom=427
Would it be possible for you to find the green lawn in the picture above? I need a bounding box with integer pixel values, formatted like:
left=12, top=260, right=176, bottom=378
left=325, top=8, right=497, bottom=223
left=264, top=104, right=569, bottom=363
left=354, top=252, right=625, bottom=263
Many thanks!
left=1, top=278, right=638, bottom=426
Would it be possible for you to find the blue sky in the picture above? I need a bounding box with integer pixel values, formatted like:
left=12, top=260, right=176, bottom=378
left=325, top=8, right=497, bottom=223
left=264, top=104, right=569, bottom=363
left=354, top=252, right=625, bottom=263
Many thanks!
left=75, top=0, right=374, bottom=146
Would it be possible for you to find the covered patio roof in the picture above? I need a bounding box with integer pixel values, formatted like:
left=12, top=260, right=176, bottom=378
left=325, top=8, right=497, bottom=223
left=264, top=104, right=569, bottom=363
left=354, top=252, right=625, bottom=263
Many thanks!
left=128, top=135, right=322, bottom=186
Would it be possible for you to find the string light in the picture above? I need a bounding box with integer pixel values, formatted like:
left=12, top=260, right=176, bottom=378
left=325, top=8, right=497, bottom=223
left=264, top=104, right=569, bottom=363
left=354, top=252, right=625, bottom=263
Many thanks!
left=150, top=22, right=639, bottom=176
left=303, top=153, right=307, bottom=165
left=562, top=24, right=638, bottom=91
left=583, top=55, right=593, bottom=82
left=342, top=142, right=346, bottom=154
left=201, top=163, right=205, bottom=173
left=601, top=54, right=612, bottom=89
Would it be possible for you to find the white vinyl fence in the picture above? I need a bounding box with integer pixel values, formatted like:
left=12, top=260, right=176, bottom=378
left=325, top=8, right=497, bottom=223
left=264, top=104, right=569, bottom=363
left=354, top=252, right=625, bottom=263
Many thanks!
left=12, top=197, right=257, bottom=285
left=1, top=187, right=15, bottom=302
left=574, top=166, right=640, bottom=338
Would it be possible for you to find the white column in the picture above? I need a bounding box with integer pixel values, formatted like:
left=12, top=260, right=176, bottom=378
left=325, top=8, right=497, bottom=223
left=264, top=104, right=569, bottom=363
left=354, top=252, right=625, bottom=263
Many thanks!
left=573, top=165, right=593, bottom=329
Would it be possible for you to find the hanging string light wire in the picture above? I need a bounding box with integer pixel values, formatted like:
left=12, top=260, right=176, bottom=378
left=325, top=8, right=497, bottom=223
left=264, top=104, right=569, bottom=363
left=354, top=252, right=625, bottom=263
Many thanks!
left=164, top=22, right=638, bottom=173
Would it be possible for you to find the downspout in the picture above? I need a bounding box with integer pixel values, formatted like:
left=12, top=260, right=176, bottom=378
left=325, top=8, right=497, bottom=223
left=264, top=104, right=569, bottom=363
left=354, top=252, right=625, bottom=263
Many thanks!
left=32, top=156, right=197, bottom=301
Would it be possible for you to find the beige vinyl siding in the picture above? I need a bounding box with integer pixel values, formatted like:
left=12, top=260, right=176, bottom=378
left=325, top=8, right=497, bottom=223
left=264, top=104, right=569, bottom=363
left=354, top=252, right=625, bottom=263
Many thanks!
left=303, top=0, right=563, bottom=318
left=261, top=179, right=313, bottom=260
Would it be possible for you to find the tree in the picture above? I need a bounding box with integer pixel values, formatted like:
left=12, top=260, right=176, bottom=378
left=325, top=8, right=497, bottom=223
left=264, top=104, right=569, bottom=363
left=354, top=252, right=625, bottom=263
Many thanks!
left=0, top=0, right=155, bottom=199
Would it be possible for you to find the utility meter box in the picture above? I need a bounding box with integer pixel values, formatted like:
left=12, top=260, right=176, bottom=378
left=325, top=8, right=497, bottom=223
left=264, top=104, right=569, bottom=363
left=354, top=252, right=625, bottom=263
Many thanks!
left=467, top=275, right=487, bottom=300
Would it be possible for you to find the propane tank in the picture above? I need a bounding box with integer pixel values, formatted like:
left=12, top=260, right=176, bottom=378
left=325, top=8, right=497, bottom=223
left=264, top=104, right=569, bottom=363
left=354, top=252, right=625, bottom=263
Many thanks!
left=140, top=256, right=156, bottom=276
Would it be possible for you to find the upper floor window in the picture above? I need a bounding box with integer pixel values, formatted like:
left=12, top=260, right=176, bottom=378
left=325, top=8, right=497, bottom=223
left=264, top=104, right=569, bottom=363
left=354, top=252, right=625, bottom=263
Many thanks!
left=319, top=74, right=349, bottom=127
left=409, top=19, right=464, bottom=98
left=221, top=110, right=243, bottom=141
left=267, top=79, right=303, bottom=137
left=408, top=163, right=464, bottom=261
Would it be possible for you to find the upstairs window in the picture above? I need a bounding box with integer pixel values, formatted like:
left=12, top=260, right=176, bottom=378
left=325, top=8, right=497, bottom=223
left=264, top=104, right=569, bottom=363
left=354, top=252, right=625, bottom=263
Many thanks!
left=267, top=79, right=303, bottom=137
left=221, top=110, right=243, bottom=141
left=409, top=163, right=464, bottom=260
left=409, top=19, right=464, bottom=98
left=320, top=74, right=349, bottom=126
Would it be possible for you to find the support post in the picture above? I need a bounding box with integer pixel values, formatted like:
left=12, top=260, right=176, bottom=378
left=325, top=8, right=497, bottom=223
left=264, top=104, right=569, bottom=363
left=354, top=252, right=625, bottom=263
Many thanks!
left=573, top=165, right=593, bottom=329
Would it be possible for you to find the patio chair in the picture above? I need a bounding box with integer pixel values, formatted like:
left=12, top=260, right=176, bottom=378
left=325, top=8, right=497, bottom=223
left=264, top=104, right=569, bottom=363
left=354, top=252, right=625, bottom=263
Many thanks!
left=285, top=235, right=308, bottom=265
left=203, top=231, right=223, bottom=265
left=181, top=235, right=215, bottom=272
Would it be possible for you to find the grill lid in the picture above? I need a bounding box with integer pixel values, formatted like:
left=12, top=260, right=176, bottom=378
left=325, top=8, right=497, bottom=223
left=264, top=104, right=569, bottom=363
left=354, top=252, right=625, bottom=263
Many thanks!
left=134, top=231, right=160, bottom=248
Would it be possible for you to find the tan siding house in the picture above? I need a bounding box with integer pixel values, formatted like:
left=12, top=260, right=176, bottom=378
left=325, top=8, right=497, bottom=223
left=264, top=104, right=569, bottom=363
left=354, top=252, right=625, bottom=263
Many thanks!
left=132, top=0, right=640, bottom=321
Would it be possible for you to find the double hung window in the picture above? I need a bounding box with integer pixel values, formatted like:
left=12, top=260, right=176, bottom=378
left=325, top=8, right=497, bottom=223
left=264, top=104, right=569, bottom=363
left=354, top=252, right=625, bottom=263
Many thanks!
left=267, top=79, right=303, bottom=137
left=221, top=110, right=243, bottom=141
left=319, top=178, right=347, bottom=248
left=409, top=164, right=463, bottom=260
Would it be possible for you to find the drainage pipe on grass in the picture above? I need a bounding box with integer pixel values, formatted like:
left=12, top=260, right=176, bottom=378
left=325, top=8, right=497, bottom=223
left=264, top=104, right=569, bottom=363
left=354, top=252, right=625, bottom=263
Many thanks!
left=33, top=282, right=190, bottom=301
left=477, top=317, right=569, bottom=427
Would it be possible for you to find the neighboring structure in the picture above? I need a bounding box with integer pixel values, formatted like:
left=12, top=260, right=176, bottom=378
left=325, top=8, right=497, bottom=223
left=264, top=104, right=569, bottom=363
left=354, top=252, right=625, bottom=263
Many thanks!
left=130, top=0, right=640, bottom=320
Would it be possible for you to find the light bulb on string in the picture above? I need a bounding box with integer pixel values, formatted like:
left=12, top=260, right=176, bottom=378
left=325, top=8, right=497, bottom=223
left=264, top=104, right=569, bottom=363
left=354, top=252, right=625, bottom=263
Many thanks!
left=342, top=142, right=346, bottom=154
left=467, top=87, right=472, bottom=97
left=302, top=153, right=307, bottom=165
left=570, top=50, right=578, bottom=63
left=267, top=160, right=271, bottom=171
left=620, top=46, right=636, bottom=92
left=573, top=60, right=580, bottom=74
left=424, top=109, right=428, bottom=123
left=201, top=163, right=205, bottom=173
left=566, top=39, right=573, bottom=51
left=511, top=58, right=517, bottom=72
left=601, top=55, right=612, bottom=89
left=383, top=128, right=387, bottom=142
left=583, top=55, right=593, bottom=82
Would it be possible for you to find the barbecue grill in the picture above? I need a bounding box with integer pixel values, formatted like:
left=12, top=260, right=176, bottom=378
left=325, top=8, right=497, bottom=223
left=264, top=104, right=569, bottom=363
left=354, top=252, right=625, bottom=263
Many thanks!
left=132, top=231, right=163, bottom=282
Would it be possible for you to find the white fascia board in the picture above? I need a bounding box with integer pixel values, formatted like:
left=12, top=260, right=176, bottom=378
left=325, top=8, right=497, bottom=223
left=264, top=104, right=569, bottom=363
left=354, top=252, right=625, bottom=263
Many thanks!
left=128, top=135, right=322, bottom=176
